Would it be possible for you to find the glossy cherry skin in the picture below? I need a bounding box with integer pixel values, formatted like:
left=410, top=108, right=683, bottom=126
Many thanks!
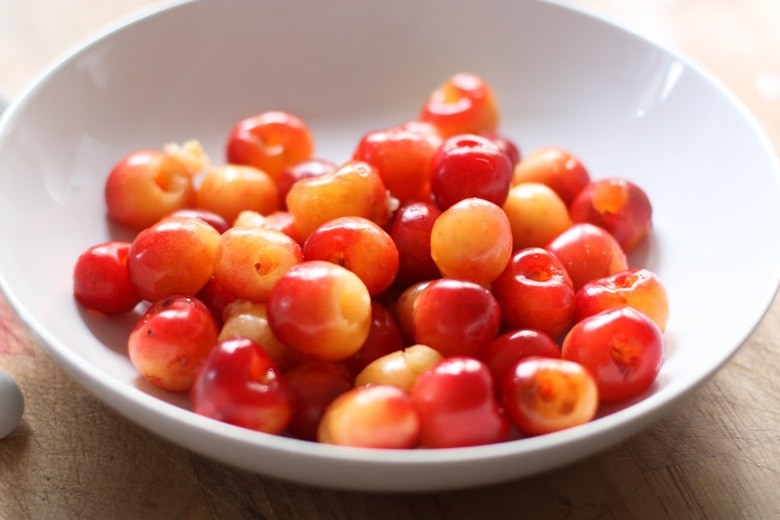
left=283, top=360, right=354, bottom=441
left=194, top=276, right=239, bottom=326
left=483, top=328, right=561, bottom=396
left=546, top=223, right=628, bottom=291
left=411, top=356, right=509, bottom=448
left=352, top=122, right=442, bottom=203
left=393, top=280, right=433, bottom=344
left=569, top=177, right=653, bottom=253
left=492, top=247, right=576, bottom=339
left=562, top=306, right=664, bottom=402
left=430, top=197, right=513, bottom=286
left=191, top=337, right=292, bottom=434
left=127, top=216, right=221, bottom=302
left=512, top=146, right=590, bottom=206
left=286, top=160, right=393, bottom=240
left=105, top=148, right=198, bottom=231
left=267, top=261, right=372, bottom=361
left=413, top=279, right=502, bottom=358
left=276, top=159, right=338, bottom=210
left=73, top=241, right=141, bottom=314
left=225, top=110, right=314, bottom=181
left=429, top=134, right=513, bottom=210
left=128, top=294, right=219, bottom=392
left=419, top=72, right=499, bottom=138
left=167, top=208, right=230, bottom=234
left=317, top=384, right=421, bottom=448
left=575, top=268, right=669, bottom=333
left=343, top=301, right=406, bottom=377
left=355, top=344, right=444, bottom=394
left=389, top=201, right=442, bottom=287
left=302, top=216, right=399, bottom=296
left=195, top=164, right=279, bottom=225
left=502, top=356, right=598, bottom=436
left=482, top=132, right=522, bottom=167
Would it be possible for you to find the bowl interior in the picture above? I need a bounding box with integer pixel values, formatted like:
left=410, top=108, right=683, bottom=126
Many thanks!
left=1, top=0, right=779, bottom=491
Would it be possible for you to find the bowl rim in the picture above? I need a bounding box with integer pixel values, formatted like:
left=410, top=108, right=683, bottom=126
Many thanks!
left=1, top=0, right=779, bottom=490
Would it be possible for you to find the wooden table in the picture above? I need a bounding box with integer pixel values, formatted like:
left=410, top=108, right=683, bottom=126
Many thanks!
left=1, top=1, right=779, bottom=518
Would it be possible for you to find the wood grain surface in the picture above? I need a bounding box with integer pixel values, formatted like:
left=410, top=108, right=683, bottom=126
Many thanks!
left=1, top=1, right=779, bottom=519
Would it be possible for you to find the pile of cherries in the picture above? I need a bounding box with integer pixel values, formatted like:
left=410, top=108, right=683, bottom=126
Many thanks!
left=73, top=73, right=668, bottom=448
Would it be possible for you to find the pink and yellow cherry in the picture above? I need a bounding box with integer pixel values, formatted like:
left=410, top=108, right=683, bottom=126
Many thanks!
left=512, top=146, right=591, bottom=206
left=195, top=276, right=239, bottom=326
left=128, top=294, right=219, bottom=392
left=492, top=247, right=576, bottom=339
left=503, top=182, right=572, bottom=250
left=283, top=360, right=354, bottom=441
left=286, top=160, right=395, bottom=240
left=419, top=72, right=499, bottom=138
left=569, top=177, right=653, bottom=253
left=73, top=241, right=141, bottom=314
left=393, top=280, right=433, bottom=344
left=105, top=142, right=206, bottom=231
left=501, top=357, right=598, bottom=436
left=166, top=208, right=230, bottom=234
left=233, top=209, right=271, bottom=228
left=546, top=222, right=628, bottom=291
left=483, top=329, right=561, bottom=396
left=225, top=110, right=314, bottom=181
left=343, top=301, right=406, bottom=377
left=355, top=344, right=444, bottom=393
left=213, top=226, right=303, bottom=303
left=411, top=356, right=509, bottom=448
left=562, top=306, right=664, bottom=402
left=261, top=211, right=304, bottom=244
left=575, top=268, right=669, bottom=332
left=219, top=299, right=306, bottom=371
left=191, top=337, right=292, bottom=434
left=352, top=121, right=443, bottom=203
left=276, top=159, right=337, bottom=210
left=429, top=134, right=513, bottom=210
left=389, top=201, right=442, bottom=287
left=412, top=278, right=501, bottom=358
left=267, top=261, right=372, bottom=361
left=233, top=210, right=304, bottom=245
left=303, top=216, right=399, bottom=296
left=430, top=197, right=513, bottom=286
left=317, top=384, right=421, bottom=448
left=127, top=216, right=221, bottom=302
left=196, top=164, right=279, bottom=224
left=482, top=132, right=522, bottom=168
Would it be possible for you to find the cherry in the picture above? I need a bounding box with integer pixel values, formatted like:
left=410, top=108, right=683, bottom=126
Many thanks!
left=283, top=360, right=354, bottom=441
left=317, top=384, right=420, bottom=448
left=419, top=72, right=499, bottom=138
left=413, top=279, right=501, bottom=358
left=411, top=357, right=509, bottom=448
left=492, top=247, right=576, bottom=339
left=562, top=306, right=664, bottom=402
left=128, top=294, right=219, bottom=392
left=429, top=134, right=512, bottom=210
left=73, top=241, right=141, bottom=314
left=502, top=356, right=598, bottom=436
left=225, top=110, right=314, bottom=181
left=127, top=216, right=221, bottom=303
left=191, top=337, right=292, bottom=434
left=267, top=261, right=372, bottom=361
left=569, top=177, right=653, bottom=253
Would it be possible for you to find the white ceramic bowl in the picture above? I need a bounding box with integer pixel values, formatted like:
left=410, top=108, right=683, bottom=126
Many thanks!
left=1, top=0, right=779, bottom=492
